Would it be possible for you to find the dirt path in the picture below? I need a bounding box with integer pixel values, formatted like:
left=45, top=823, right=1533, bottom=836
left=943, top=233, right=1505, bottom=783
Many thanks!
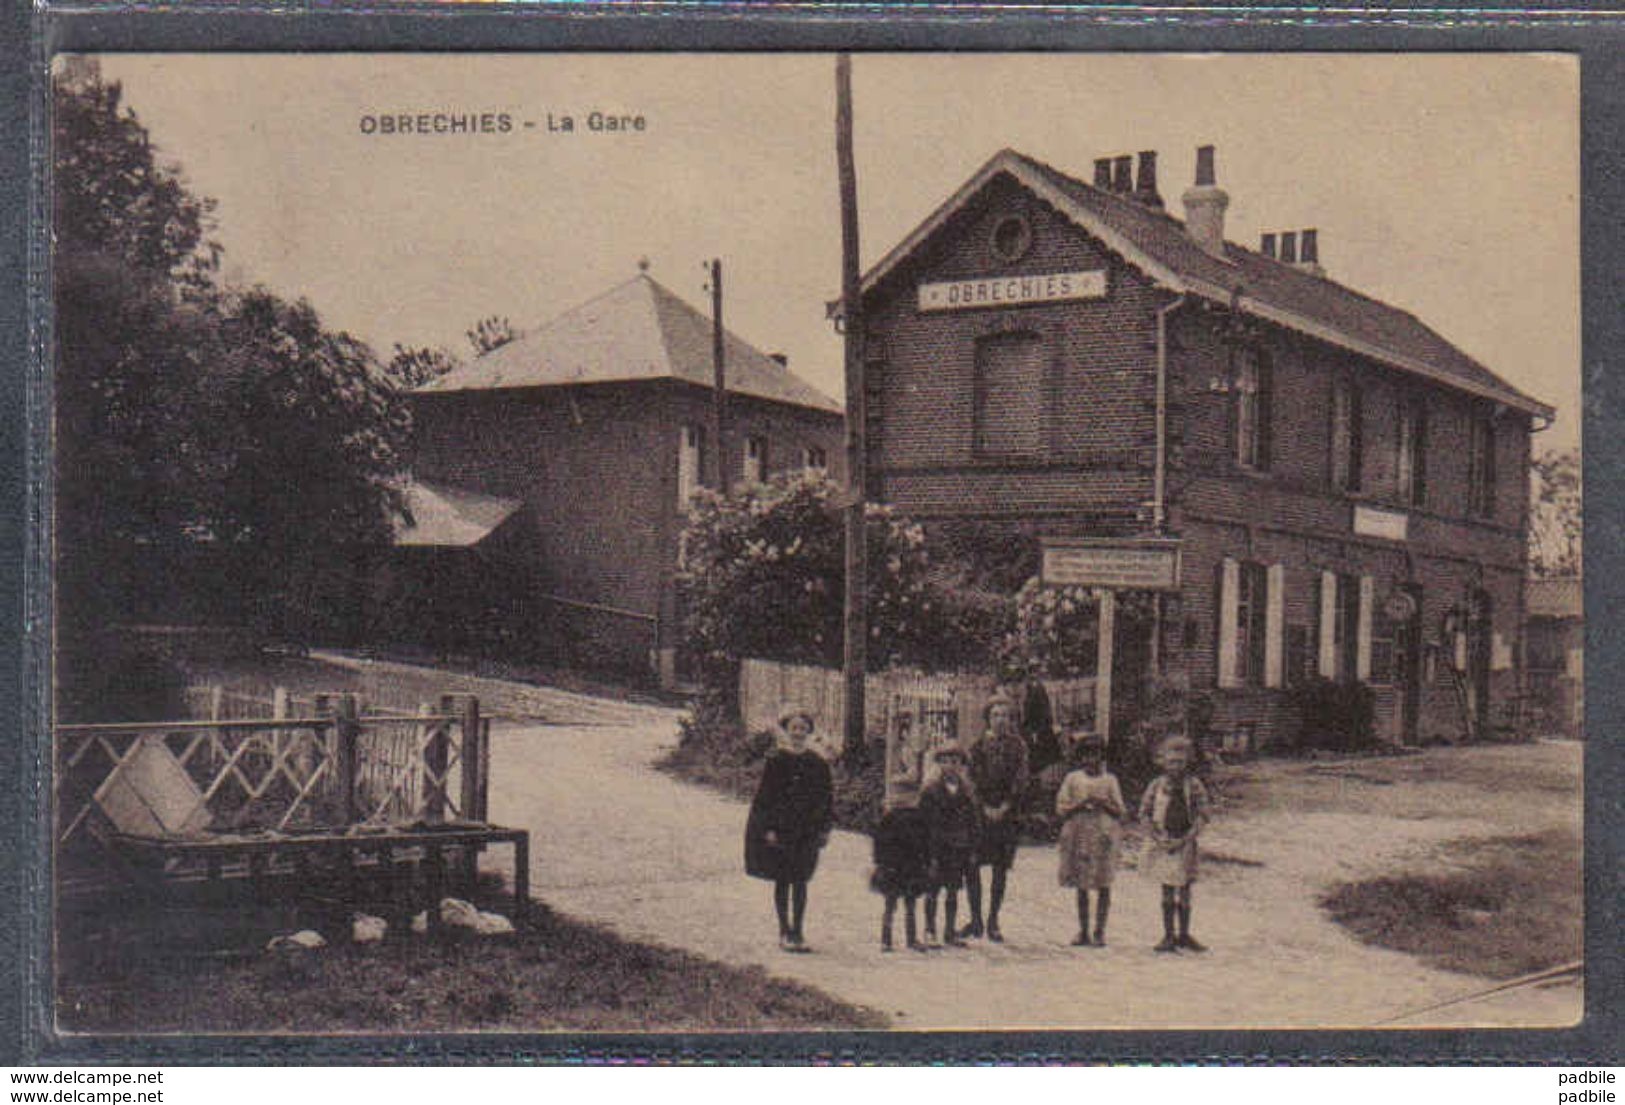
left=469, top=718, right=1580, bottom=1028
left=324, top=654, right=1580, bottom=1028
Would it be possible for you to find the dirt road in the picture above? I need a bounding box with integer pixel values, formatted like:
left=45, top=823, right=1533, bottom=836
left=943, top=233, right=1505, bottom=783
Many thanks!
left=436, top=698, right=1579, bottom=1027
left=316, top=656, right=1580, bottom=1028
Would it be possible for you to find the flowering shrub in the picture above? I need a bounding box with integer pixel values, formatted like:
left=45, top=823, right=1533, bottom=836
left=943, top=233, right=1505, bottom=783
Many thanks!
left=1002, top=579, right=1102, bottom=678
left=1001, top=579, right=1160, bottom=680
left=679, top=474, right=933, bottom=685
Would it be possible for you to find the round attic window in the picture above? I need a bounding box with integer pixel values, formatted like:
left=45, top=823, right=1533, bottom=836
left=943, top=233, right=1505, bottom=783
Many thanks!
left=989, top=214, right=1033, bottom=264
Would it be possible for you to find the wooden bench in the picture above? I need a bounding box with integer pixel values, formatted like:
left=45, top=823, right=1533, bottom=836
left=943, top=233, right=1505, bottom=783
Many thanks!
left=110, top=822, right=530, bottom=938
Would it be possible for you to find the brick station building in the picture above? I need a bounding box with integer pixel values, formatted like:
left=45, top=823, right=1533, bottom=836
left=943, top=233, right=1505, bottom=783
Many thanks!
left=852, top=146, right=1554, bottom=747
left=404, top=272, right=844, bottom=685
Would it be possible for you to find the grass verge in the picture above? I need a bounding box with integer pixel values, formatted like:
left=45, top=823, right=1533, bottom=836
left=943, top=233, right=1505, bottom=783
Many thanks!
left=1320, top=829, right=1582, bottom=980
left=58, top=896, right=886, bottom=1034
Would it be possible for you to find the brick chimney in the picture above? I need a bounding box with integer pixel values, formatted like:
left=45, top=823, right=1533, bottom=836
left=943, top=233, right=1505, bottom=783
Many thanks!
left=1181, top=145, right=1230, bottom=259
left=1298, top=228, right=1325, bottom=277
left=1134, top=150, right=1164, bottom=209
left=1260, top=232, right=1277, bottom=258
left=1112, top=155, right=1133, bottom=194
left=1094, top=158, right=1113, bottom=190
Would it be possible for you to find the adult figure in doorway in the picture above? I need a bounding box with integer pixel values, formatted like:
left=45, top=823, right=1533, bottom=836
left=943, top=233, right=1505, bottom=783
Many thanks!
left=962, top=691, right=1030, bottom=942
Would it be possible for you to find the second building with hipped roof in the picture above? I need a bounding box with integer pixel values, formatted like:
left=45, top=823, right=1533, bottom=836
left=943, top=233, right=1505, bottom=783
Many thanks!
left=402, top=272, right=844, bottom=684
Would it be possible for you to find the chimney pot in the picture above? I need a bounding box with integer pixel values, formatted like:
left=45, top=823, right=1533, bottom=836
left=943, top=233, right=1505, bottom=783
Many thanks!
left=1194, top=145, right=1216, bottom=187
left=1093, top=158, right=1113, bottom=189
left=1112, top=155, right=1133, bottom=194
left=1134, top=150, right=1163, bottom=208
left=1300, top=228, right=1319, bottom=265
left=1261, top=232, right=1277, bottom=258
left=1280, top=231, right=1298, bottom=264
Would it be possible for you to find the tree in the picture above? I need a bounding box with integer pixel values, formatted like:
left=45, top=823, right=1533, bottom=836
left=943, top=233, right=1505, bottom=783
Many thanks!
left=466, top=315, right=521, bottom=356
left=1529, top=446, right=1581, bottom=578
left=53, top=62, right=410, bottom=637
left=385, top=343, right=462, bottom=390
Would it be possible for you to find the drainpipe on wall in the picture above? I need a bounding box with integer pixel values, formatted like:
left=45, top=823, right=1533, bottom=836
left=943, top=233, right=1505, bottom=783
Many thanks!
left=1153, top=294, right=1187, bottom=533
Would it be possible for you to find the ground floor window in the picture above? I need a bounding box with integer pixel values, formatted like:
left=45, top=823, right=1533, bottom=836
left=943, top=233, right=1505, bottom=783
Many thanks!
left=1217, top=558, right=1283, bottom=689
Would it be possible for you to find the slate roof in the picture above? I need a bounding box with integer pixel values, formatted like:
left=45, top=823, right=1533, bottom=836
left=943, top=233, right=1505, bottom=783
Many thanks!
left=417, top=275, right=841, bottom=414
left=1527, top=576, right=1582, bottom=619
left=392, top=480, right=523, bottom=548
left=856, top=149, right=1552, bottom=419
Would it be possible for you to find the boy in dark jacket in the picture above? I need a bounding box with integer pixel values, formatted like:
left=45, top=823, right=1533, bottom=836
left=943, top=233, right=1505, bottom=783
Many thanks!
left=919, top=743, right=981, bottom=948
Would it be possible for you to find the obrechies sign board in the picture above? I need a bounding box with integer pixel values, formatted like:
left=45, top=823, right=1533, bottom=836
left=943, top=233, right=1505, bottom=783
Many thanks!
left=918, top=269, right=1107, bottom=312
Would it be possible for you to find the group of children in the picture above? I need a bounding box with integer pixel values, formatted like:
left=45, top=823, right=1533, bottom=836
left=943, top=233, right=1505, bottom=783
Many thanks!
left=744, top=695, right=1212, bottom=955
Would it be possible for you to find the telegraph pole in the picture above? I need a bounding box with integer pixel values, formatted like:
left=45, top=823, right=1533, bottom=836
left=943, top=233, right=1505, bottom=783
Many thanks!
left=836, top=54, right=868, bottom=763
left=709, top=258, right=729, bottom=497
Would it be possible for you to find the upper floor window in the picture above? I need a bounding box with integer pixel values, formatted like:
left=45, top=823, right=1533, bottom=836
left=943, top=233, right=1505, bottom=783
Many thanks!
left=1395, top=396, right=1428, bottom=506
left=973, top=331, right=1047, bottom=458
left=744, top=435, right=769, bottom=485
left=678, top=424, right=705, bottom=507
left=1233, top=348, right=1272, bottom=470
left=1330, top=378, right=1363, bottom=492
left=802, top=444, right=829, bottom=473
left=1468, top=409, right=1497, bottom=517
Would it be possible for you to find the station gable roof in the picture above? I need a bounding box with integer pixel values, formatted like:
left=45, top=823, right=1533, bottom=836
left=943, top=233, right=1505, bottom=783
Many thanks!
left=855, top=149, right=1552, bottom=419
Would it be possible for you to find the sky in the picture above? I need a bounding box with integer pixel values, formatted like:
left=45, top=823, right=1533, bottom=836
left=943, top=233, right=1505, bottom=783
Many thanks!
left=88, top=53, right=1580, bottom=452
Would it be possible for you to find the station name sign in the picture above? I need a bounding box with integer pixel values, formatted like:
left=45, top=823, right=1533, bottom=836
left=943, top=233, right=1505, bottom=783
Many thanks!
left=1040, top=539, right=1181, bottom=591
left=918, top=270, right=1107, bottom=313
left=1353, top=504, right=1409, bottom=542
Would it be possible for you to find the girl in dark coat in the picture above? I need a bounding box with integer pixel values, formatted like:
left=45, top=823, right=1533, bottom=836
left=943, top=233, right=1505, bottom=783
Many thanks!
left=744, top=709, right=835, bottom=952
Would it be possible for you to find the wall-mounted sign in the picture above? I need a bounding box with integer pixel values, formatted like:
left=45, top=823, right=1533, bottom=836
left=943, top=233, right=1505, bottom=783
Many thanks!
left=1353, top=504, right=1409, bottom=542
left=1040, top=540, right=1180, bottom=590
left=918, top=269, right=1107, bottom=313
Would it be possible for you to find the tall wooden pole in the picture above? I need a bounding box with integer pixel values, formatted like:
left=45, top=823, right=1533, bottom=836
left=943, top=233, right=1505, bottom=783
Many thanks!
left=710, top=258, right=729, bottom=497
left=836, top=54, right=868, bottom=762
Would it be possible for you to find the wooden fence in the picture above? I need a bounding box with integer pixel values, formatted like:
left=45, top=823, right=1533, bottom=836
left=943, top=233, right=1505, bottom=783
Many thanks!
left=739, top=658, right=1098, bottom=750
left=55, top=691, right=490, bottom=860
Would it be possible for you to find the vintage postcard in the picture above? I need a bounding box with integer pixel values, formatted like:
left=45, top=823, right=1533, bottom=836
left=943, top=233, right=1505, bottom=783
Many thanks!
left=46, top=52, right=1584, bottom=1038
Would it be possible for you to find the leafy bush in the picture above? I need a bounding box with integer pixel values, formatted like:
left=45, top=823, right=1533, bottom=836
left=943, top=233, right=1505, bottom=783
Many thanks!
left=1286, top=677, right=1377, bottom=753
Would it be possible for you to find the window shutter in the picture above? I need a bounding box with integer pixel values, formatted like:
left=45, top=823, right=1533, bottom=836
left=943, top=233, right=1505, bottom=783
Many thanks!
left=1349, top=385, right=1364, bottom=492
left=1318, top=571, right=1338, bottom=678
left=1356, top=575, right=1374, bottom=681
left=1257, top=354, right=1274, bottom=470
left=1413, top=405, right=1428, bottom=506
left=1225, top=349, right=1239, bottom=462
left=1264, top=563, right=1286, bottom=688
left=1217, top=558, right=1240, bottom=690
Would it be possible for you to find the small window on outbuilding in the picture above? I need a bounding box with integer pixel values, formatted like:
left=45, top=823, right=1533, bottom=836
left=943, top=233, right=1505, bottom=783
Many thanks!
left=678, top=424, right=705, bottom=507
left=802, top=444, right=829, bottom=473
left=743, top=435, right=769, bottom=486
